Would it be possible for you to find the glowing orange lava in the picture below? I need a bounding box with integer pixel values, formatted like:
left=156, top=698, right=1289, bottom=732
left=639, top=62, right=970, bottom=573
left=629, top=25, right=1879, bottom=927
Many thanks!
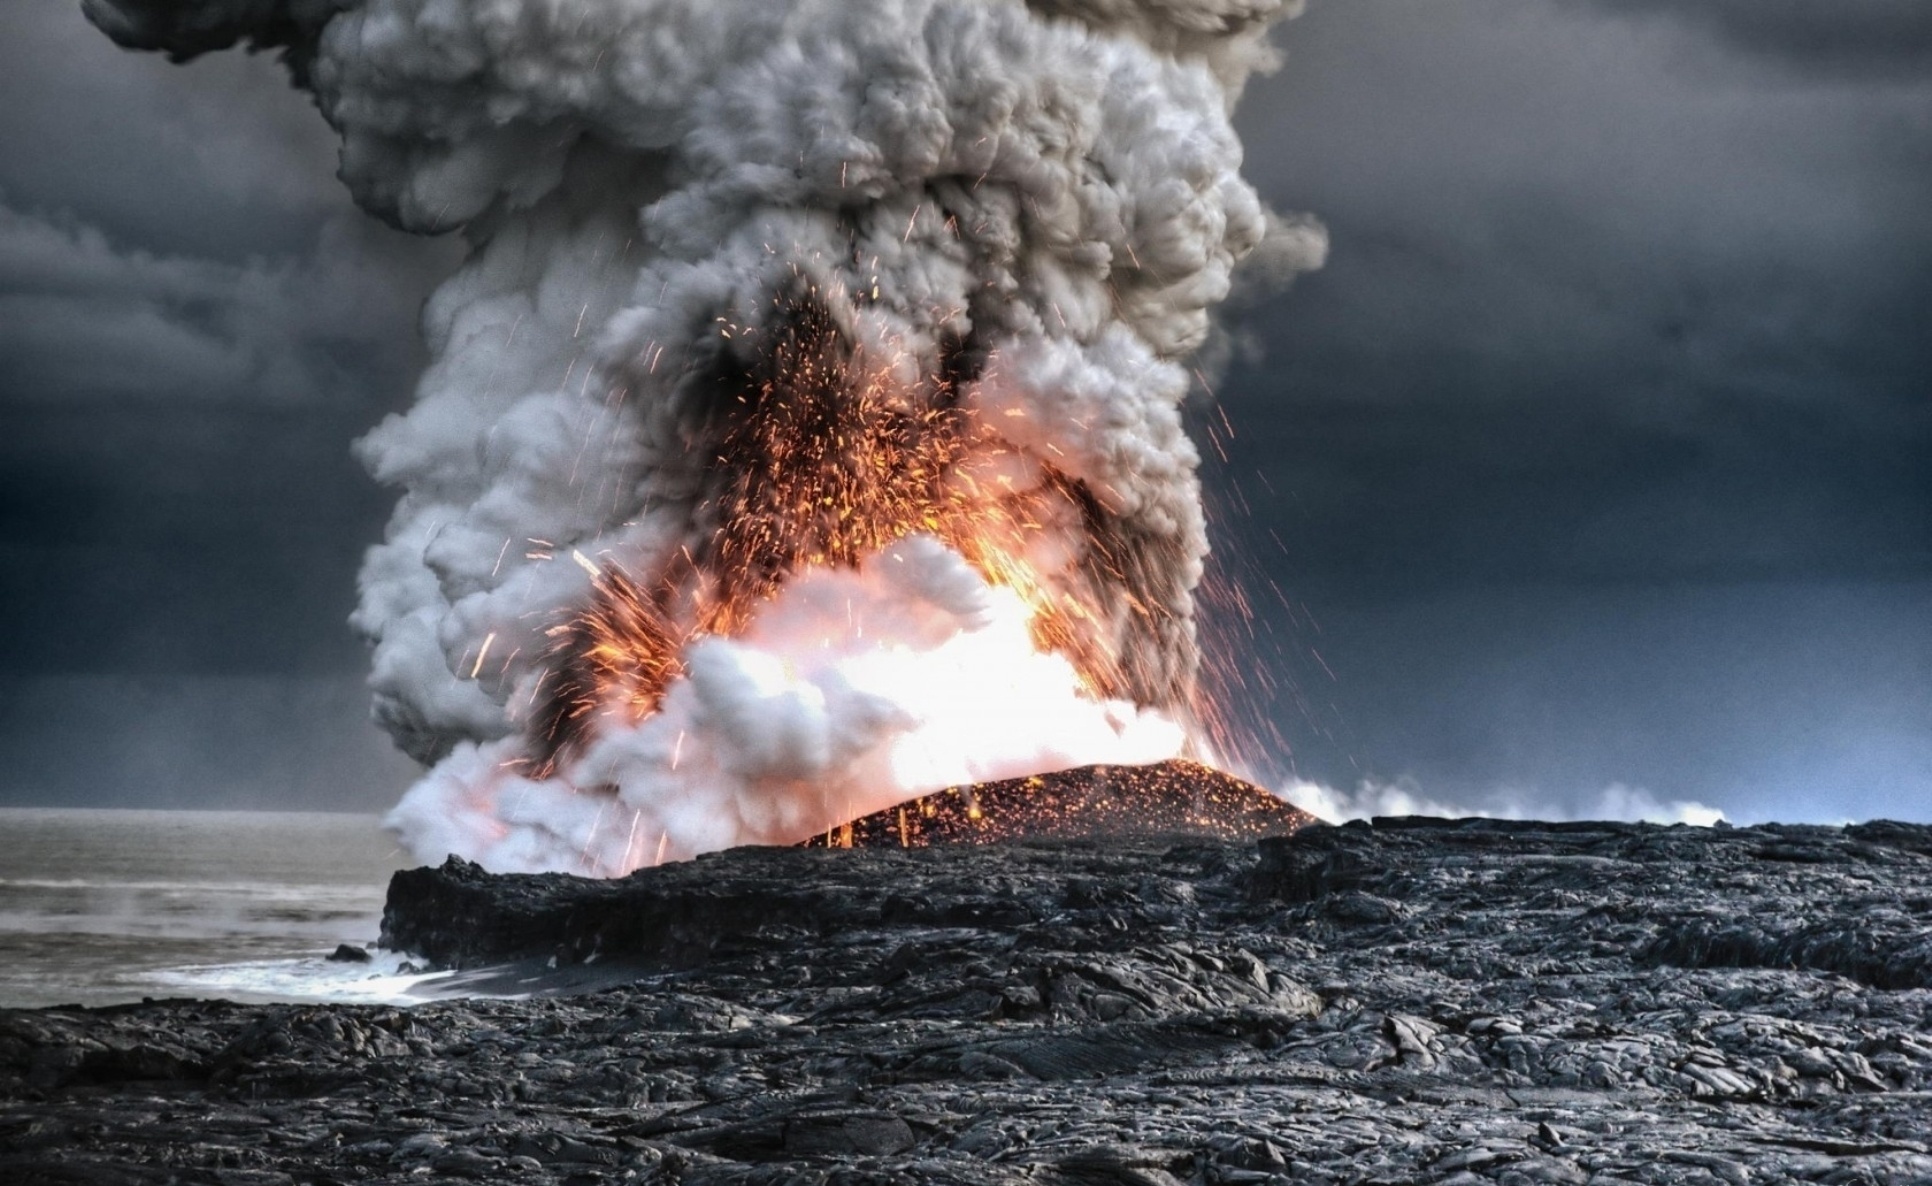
left=801, top=760, right=1313, bottom=848
left=525, top=292, right=1175, bottom=779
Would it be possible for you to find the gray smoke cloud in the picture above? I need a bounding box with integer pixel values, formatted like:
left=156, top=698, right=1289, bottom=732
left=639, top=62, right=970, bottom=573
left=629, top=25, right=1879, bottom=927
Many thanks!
left=88, top=0, right=1323, bottom=871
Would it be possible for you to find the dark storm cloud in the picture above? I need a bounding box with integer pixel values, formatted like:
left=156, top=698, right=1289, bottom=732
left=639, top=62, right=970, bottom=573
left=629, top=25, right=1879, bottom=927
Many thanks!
left=0, top=0, right=459, bottom=691
left=1585, top=0, right=1932, bottom=78
left=0, top=1, right=449, bottom=419
left=1191, top=0, right=1932, bottom=821
left=81, top=0, right=311, bottom=62
left=0, top=0, right=463, bottom=808
left=0, top=673, right=419, bottom=811
left=1222, top=0, right=1932, bottom=594
left=0, top=402, right=399, bottom=674
left=0, top=200, right=442, bottom=407
left=0, top=2, right=341, bottom=262
left=0, top=193, right=455, bottom=675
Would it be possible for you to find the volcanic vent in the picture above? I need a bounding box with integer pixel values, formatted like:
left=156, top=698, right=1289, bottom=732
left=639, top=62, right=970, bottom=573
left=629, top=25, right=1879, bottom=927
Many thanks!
left=89, top=0, right=1328, bottom=872
left=804, top=760, right=1315, bottom=848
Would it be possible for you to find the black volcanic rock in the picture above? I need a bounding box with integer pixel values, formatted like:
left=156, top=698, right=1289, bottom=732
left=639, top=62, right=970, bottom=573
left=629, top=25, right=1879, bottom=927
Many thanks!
left=6, top=816, right=1932, bottom=1185
left=384, top=760, right=1312, bottom=972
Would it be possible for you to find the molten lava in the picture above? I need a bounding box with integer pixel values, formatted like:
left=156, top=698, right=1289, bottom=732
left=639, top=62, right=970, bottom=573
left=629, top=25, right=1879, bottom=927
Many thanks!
left=803, top=759, right=1313, bottom=849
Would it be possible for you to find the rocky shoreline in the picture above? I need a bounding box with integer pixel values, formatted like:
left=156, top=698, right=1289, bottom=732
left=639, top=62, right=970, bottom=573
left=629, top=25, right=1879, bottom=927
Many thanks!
left=5, top=814, right=1932, bottom=1185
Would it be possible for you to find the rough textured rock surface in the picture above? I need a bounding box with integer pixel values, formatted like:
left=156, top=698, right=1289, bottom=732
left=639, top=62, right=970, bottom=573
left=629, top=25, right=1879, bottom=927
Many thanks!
left=6, top=816, right=1932, bottom=1185
left=800, top=761, right=1316, bottom=849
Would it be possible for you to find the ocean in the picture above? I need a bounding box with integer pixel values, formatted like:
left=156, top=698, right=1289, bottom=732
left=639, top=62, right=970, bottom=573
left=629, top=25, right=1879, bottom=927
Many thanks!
left=0, top=807, right=449, bottom=1009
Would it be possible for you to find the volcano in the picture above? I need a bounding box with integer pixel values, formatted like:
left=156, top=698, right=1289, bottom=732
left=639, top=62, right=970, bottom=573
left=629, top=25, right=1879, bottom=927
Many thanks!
left=803, top=759, right=1314, bottom=848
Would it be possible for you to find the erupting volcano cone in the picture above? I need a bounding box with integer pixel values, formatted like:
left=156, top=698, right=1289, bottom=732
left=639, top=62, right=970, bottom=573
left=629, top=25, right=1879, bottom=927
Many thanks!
left=802, top=760, right=1313, bottom=848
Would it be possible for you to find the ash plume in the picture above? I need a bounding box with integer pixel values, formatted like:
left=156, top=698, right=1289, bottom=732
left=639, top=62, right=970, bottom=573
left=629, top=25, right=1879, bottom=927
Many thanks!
left=88, top=0, right=1326, bottom=872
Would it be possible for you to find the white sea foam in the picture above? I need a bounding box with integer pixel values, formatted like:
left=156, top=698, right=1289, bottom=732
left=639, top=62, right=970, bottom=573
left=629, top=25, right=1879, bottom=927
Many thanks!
left=0, top=807, right=413, bottom=1009
left=148, top=950, right=458, bottom=1007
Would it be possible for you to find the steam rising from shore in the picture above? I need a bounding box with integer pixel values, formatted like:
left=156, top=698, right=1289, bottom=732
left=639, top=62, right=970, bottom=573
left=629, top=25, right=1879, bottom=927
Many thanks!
left=88, top=0, right=1324, bottom=871
left=1290, top=777, right=1725, bottom=828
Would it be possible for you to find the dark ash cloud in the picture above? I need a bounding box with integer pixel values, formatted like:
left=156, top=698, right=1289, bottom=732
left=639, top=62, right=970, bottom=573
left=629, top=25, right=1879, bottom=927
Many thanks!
left=80, top=0, right=316, bottom=62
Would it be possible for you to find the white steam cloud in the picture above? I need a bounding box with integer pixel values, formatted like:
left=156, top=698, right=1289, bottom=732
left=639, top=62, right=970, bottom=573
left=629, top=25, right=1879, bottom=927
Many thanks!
left=1288, top=777, right=1726, bottom=828
left=89, top=0, right=1325, bottom=871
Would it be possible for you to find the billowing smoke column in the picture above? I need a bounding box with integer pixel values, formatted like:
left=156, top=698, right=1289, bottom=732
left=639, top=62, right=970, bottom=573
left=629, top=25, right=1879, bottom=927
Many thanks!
left=89, top=0, right=1325, bottom=873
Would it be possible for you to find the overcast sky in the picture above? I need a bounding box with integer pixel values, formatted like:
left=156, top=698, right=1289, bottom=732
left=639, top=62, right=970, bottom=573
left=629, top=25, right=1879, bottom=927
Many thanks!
left=1, top=0, right=1926, bottom=821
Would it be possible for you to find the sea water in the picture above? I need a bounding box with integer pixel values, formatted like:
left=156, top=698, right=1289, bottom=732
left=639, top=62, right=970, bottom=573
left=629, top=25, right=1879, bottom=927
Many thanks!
left=0, top=808, right=452, bottom=1008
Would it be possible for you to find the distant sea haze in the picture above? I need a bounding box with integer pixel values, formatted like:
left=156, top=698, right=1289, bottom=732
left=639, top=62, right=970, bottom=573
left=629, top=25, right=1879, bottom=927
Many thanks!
left=0, top=809, right=418, bottom=1008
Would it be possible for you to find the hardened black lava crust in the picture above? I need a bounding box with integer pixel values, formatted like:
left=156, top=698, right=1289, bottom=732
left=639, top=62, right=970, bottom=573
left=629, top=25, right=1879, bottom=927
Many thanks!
left=5, top=771, right=1932, bottom=1185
